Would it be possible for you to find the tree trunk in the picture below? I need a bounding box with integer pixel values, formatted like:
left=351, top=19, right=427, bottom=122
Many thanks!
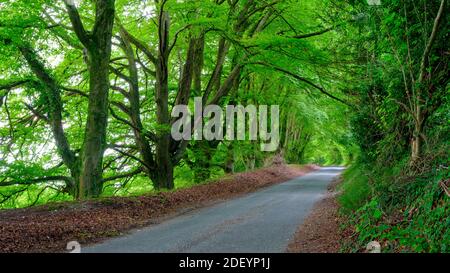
left=118, top=26, right=157, bottom=187
left=411, top=109, right=423, bottom=163
left=78, top=54, right=111, bottom=198
left=153, top=149, right=174, bottom=189
left=65, top=0, right=116, bottom=198
left=411, top=135, right=420, bottom=162
left=190, top=141, right=216, bottom=183
left=154, top=11, right=175, bottom=190
left=409, top=0, right=445, bottom=164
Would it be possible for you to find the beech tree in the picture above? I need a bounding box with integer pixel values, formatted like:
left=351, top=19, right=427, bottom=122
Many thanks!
left=0, top=0, right=115, bottom=199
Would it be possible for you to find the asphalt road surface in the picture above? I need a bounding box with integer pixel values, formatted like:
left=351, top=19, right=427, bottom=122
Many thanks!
left=84, top=167, right=344, bottom=253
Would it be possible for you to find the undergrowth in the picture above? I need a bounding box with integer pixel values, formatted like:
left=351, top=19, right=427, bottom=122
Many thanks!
left=339, top=149, right=450, bottom=253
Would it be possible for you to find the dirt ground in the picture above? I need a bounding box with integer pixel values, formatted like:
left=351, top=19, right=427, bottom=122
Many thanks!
left=287, top=177, right=346, bottom=253
left=0, top=164, right=318, bottom=253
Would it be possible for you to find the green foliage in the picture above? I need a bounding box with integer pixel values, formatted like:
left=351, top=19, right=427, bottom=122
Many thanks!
left=338, top=0, right=449, bottom=253
left=339, top=163, right=371, bottom=213
left=0, top=2, right=446, bottom=259
left=342, top=161, right=449, bottom=253
left=0, top=0, right=355, bottom=207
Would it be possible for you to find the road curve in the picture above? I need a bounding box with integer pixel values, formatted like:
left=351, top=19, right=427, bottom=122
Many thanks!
left=84, top=167, right=344, bottom=253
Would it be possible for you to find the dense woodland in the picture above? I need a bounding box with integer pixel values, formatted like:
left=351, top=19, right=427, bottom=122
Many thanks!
left=0, top=0, right=448, bottom=252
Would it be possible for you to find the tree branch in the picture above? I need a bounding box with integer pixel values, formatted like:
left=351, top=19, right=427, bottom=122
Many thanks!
left=254, top=62, right=352, bottom=107
left=418, top=0, right=446, bottom=83
left=0, top=79, right=34, bottom=91
left=116, top=18, right=158, bottom=65
left=63, top=0, right=91, bottom=47
left=102, top=168, right=143, bottom=183
left=0, top=176, right=73, bottom=187
left=292, top=26, right=334, bottom=39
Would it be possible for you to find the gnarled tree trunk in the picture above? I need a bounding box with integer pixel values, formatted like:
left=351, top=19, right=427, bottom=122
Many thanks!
left=65, top=0, right=116, bottom=198
left=154, top=10, right=175, bottom=190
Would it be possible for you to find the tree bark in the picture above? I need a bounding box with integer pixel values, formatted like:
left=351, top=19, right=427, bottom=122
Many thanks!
left=65, top=0, right=116, bottom=198
left=154, top=10, right=174, bottom=190
left=117, top=26, right=157, bottom=186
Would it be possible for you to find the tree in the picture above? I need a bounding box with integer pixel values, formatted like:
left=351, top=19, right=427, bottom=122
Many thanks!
left=64, top=0, right=116, bottom=197
left=0, top=0, right=116, bottom=199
